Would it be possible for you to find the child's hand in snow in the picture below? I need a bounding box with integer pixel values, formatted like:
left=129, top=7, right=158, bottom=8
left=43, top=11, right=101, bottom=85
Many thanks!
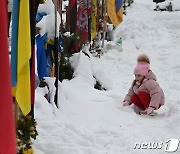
left=123, top=101, right=131, bottom=106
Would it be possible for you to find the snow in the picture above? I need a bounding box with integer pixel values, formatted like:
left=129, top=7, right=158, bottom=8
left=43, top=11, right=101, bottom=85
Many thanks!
left=33, top=0, right=180, bottom=153
left=172, top=0, right=180, bottom=11
left=157, top=0, right=180, bottom=11
left=36, top=0, right=61, bottom=39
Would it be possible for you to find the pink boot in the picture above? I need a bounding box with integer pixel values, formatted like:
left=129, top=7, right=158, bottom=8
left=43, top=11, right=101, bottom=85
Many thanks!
left=139, top=107, right=155, bottom=116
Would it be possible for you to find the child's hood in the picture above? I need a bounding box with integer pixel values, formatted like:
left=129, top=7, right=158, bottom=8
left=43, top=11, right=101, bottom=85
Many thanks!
left=144, top=70, right=157, bottom=81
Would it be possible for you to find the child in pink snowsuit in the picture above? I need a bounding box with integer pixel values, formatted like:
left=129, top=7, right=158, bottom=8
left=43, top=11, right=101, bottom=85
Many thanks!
left=123, top=54, right=165, bottom=115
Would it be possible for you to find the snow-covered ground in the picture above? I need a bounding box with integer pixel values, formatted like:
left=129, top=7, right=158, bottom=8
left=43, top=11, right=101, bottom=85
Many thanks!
left=34, top=0, right=180, bottom=153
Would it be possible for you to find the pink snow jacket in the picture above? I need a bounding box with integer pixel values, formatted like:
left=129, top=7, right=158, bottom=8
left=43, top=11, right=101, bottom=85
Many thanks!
left=124, top=70, right=165, bottom=109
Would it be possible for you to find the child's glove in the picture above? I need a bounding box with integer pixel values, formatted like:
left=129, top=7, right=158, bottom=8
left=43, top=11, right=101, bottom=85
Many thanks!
left=123, top=101, right=131, bottom=106
left=146, top=107, right=155, bottom=115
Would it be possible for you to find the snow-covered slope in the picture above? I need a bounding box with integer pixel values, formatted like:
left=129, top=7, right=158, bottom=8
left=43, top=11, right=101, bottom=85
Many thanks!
left=34, top=0, right=180, bottom=153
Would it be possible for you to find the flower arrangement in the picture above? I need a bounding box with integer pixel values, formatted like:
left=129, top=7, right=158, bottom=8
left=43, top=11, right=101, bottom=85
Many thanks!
left=16, top=115, right=38, bottom=154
